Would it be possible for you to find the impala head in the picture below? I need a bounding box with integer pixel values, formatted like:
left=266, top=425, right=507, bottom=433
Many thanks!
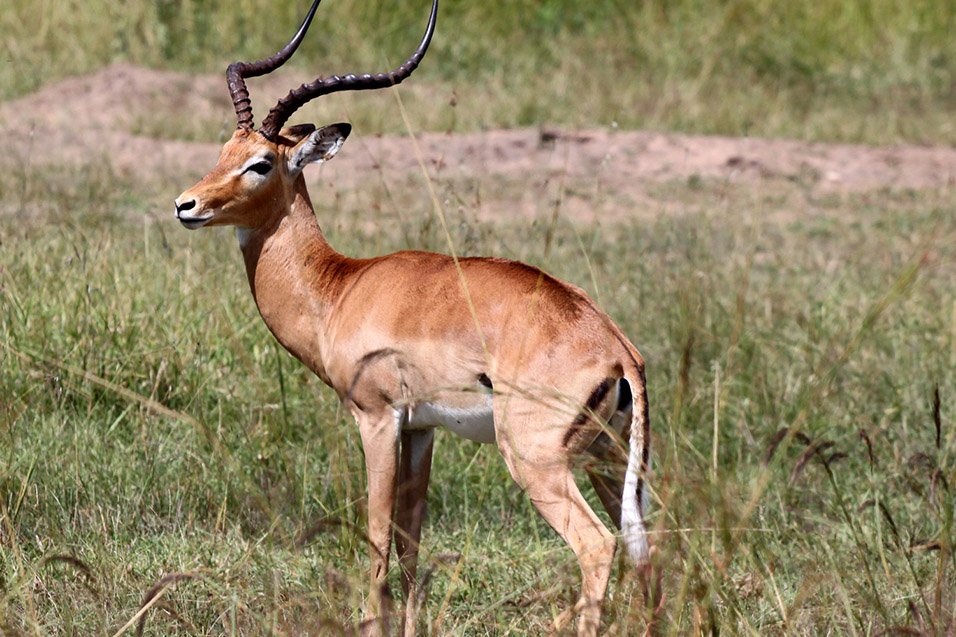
left=174, top=123, right=350, bottom=229
left=175, top=0, right=438, bottom=230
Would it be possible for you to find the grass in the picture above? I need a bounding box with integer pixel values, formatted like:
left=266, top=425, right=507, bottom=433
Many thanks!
left=2, top=0, right=956, bottom=633
left=0, top=146, right=954, bottom=633
left=3, top=0, right=956, bottom=143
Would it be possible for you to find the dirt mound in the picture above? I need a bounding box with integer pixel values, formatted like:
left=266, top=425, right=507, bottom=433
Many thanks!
left=0, top=64, right=227, bottom=133
left=3, top=64, right=955, bottom=222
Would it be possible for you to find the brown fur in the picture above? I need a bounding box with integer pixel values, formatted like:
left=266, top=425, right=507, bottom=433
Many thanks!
left=175, top=127, right=652, bottom=636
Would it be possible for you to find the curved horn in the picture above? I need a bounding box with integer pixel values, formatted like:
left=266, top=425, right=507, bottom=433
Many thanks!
left=258, top=0, right=439, bottom=141
left=226, top=0, right=323, bottom=131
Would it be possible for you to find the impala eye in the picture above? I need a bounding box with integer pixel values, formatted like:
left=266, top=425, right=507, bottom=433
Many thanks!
left=245, top=161, right=272, bottom=176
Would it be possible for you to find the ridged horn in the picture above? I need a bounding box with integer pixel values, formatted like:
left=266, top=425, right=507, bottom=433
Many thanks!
left=257, top=0, right=439, bottom=141
left=225, top=0, right=323, bottom=131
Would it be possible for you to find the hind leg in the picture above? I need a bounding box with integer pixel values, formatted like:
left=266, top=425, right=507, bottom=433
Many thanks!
left=495, top=399, right=616, bottom=637
left=585, top=400, right=662, bottom=632
left=507, top=460, right=616, bottom=635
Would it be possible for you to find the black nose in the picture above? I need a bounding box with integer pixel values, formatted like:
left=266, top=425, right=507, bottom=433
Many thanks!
left=175, top=199, right=196, bottom=215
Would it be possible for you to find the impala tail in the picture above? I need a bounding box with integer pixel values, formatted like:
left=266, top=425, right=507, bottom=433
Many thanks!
left=621, top=365, right=651, bottom=566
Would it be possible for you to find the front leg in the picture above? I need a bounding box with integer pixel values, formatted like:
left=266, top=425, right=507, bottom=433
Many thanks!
left=396, top=429, right=435, bottom=637
left=357, top=410, right=402, bottom=636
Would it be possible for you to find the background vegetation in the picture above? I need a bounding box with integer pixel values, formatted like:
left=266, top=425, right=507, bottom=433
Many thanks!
left=1, top=0, right=955, bottom=634
left=3, top=0, right=956, bottom=142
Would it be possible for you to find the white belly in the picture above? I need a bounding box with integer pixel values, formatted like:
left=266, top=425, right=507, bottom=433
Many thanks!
left=403, top=396, right=496, bottom=444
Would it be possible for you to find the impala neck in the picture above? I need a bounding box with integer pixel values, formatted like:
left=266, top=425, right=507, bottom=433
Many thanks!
left=238, top=177, right=345, bottom=381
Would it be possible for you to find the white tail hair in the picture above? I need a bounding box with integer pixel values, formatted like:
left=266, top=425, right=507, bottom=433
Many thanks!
left=620, top=372, right=650, bottom=565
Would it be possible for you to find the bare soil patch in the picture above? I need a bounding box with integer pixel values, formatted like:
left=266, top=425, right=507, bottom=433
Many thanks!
left=2, top=64, right=955, bottom=222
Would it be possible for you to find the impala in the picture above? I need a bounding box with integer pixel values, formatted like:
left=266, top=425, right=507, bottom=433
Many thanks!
left=174, top=0, right=651, bottom=633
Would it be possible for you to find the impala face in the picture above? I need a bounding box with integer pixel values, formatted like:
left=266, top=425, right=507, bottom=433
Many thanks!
left=174, top=124, right=349, bottom=230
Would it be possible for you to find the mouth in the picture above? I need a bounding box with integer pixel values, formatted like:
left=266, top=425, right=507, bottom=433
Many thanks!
left=176, top=213, right=213, bottom=229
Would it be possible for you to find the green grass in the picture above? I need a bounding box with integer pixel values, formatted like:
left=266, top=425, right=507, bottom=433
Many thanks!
left=1, top=155, right=954, bottom=633
left=4, top=0, right=956, bottom=143
left=2, top=0, right=956, bottom=633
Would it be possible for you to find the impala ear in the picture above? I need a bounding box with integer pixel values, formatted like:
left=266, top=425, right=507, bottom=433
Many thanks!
left=278, top=123, right=317, bottom=144
left=288, top=123, right=351, bottom=175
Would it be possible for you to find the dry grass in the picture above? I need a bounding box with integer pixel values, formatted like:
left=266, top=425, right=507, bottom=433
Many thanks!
left=1, top=153, right=954, bottom=632
left=2, top=0, right=956, bottom=633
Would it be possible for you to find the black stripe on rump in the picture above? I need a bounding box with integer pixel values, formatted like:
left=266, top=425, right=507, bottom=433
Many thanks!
left=563, top=377, right=614, bottom=447
left=637, top=367, right=650, bottom=513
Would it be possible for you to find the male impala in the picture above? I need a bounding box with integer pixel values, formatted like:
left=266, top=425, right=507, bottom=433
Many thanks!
left=174, top=0, right=651, bottom=633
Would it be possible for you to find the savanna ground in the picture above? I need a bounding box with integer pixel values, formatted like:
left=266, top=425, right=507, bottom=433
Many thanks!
left=1, top=0, right=955, bottom=634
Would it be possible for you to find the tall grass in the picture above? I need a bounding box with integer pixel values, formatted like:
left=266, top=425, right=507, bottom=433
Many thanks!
left=2, top=0, right=956, bottom=633
left=1, top=157, right=954, bottom=632
left=3, top=0, right=956, bottom=142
